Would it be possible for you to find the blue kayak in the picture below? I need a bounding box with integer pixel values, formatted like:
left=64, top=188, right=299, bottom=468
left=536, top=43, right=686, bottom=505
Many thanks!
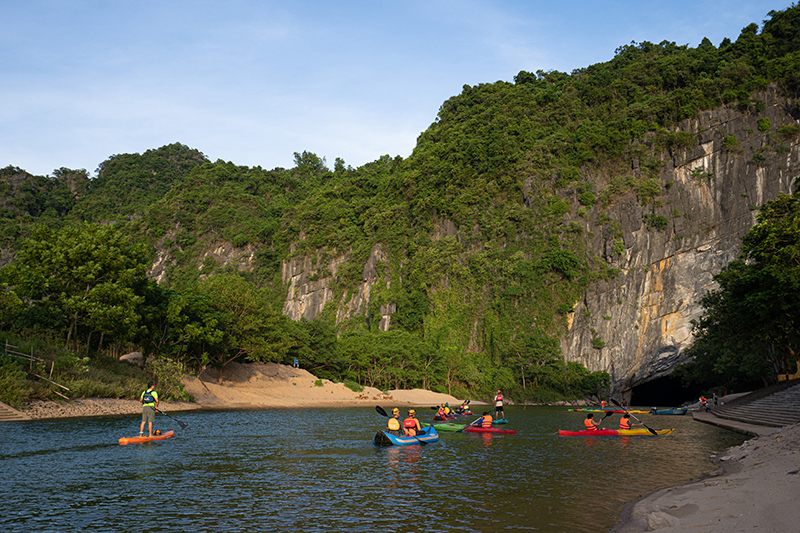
left=373, top=425, right=439, bottom=446
left=649, top=407, right=688, bottom=415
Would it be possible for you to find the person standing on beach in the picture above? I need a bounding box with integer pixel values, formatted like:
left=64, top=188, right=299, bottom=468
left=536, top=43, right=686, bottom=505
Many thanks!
left=493, top=390, right=505, bottom=420
left=139, top=381, right=159, bottom=437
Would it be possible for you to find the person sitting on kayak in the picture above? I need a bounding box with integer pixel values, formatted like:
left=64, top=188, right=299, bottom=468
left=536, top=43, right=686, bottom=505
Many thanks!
left=471, top=412, right=493, bottom=428
left=435, top=404, right=448, bottom=420
left=619, top=413, right=642, bottom=430
left=403, top=409, right=422, bottom=437
left=584, top=413, right=601, bottom=431
left=387, top=407, right=403, bottom=435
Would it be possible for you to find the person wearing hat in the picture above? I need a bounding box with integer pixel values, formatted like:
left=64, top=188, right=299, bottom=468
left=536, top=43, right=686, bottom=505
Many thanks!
left=493, top=389, right=505, bottom=421
left=139, top=381, right=159, bottom=437
left=403, top=409, right=422, bottom=437
left=387, top=407, right=403, bottom=435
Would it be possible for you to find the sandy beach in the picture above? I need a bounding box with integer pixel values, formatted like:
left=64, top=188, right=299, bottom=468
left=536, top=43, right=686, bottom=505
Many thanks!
left=17, top=361, right=799, bottom=532
left=22, top=361, right=467, bottom=420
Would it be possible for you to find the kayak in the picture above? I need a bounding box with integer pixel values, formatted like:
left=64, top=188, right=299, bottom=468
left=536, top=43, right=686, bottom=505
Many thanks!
left=119, top=430, right=174, bottom=445
left=433, top=422, right=467, bottom=432
left=373, top=425, right=439, bottom=446
left=493, top=418, right=508, bottom=425
left=432, top=415, right=457, bottom=421
left=649, top=408, right=688, bottom=415
left=567, top=408, right=649, bottom=414
left=464, top=426, right=517, bottom=434
left=558, top=428, right=674, bottom=437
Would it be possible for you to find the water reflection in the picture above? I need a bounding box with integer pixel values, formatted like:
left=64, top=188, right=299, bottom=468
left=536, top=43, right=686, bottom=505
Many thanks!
left=0, top=406, right=745, bottom=532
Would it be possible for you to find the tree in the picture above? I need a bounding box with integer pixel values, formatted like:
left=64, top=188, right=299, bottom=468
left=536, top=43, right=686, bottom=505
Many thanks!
left=678, top=191, right=800, bottom=389
left=197, top=275, right=293, bottom=382
left=2, top=223, right=150, bottom=351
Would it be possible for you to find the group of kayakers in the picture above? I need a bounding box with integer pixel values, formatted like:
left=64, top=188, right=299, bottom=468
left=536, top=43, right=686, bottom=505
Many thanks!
left=583, top=412, right=642, bottom=431
left=386, top=391, right=507, bottom=436
left=386, top=407, right=424, bottom=437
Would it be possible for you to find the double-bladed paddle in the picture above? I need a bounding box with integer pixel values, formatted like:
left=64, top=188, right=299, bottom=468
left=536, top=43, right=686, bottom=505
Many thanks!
left=610, top=399, right=658, bottom=435
left=456, top=411, right=489, bottom=432
left=156, top=408, right=188, bottom=429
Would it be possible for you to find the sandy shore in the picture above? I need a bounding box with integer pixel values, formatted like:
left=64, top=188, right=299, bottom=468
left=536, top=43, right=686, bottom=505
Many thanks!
left=612, top=422, right=800, bottom=532
left=22, top=361, right=466, bottom=420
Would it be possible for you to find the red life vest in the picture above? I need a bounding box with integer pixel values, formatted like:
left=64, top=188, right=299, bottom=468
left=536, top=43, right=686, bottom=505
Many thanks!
left=403, top=417, right=417, bottom=428
left=584, top=418, right=598, bottom=430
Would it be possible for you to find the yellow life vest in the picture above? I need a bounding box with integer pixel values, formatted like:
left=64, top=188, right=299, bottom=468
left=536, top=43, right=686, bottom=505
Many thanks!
left=388, top=418, right=400, bottom=431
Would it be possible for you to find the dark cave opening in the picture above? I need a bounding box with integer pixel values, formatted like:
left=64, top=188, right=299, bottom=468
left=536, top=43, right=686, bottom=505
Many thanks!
left=629, top=375, right=704, bottom=407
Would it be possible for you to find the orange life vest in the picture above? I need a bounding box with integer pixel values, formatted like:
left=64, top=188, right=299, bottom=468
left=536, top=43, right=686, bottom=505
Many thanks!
left=481, top=415, right=493, bottom=428
left=619, top=418, right=631, bottom=430
left=584, top=418, right=598, bottom=430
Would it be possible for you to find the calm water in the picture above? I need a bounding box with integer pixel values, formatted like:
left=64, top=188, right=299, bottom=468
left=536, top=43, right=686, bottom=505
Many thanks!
left=1, top=406, right=745, bottom=532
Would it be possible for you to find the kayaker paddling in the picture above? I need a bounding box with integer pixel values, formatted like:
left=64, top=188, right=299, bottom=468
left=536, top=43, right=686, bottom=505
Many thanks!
left=386, top=408, right=403, bottom=435
left=618, top=413, right=642, bottom=430
left=584, top=413, right=601, bottom=431
left=403, top=409, right=422, bottom=437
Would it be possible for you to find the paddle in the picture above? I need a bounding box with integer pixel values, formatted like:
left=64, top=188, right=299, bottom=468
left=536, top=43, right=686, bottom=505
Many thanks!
left=610, top=399, right=658, bottom=435
left=456, top=411, right=489, bottom=432
left=156, top=408, right=188, bottom=429
left=375, top=405, right=426, bottom=444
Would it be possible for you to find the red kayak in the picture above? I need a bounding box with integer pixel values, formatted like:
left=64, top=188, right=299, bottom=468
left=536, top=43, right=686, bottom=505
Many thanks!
left=464, top=426, right=517, bottom=434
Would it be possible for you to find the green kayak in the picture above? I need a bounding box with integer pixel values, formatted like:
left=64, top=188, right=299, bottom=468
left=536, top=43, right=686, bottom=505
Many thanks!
left=433, top=422, right=467, bottom=432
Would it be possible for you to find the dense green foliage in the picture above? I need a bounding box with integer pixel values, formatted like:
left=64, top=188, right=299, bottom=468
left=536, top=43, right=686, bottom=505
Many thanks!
left=676, top=189, right=800, bottom=391
left=4, top=5, right=800, bottom=403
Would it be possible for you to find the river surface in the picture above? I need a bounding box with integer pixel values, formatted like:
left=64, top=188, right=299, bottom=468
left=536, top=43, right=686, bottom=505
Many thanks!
left=1, top=405, right=745, bottom=532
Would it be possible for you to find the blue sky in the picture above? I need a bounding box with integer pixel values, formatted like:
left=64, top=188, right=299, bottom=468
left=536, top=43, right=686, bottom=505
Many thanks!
left=0, top=1, right=785, bottom=177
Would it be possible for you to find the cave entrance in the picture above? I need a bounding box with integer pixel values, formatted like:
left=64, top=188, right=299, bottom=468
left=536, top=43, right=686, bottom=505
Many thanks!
left=629, top=375, right=702, bottom=407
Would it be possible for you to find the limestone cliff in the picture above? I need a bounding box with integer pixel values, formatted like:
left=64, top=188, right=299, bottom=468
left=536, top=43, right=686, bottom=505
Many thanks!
left=563, top=86, right=799, bottom=393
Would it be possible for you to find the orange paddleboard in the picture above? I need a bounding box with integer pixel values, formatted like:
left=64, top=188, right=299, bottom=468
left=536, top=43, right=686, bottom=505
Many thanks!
left=119, top=430, right=174, bottom=445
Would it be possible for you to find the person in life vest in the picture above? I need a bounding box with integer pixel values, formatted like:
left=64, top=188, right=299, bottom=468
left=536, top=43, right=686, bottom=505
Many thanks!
left=387, top=407, right=403, bottom=435
left=444, top=402, right=451, bottom=415
left=601, top=400, right=606, bottom=408
left=493, top=390, right=505, bottom=421
left=618, top=413, right=642, bottom=430
left=139, top=381, right=159, bottom=437
left=479, top=412, right=493, bottom=428
left=435, top=404, right=448, bottom=420
left=403, top=409, right=422, bottom=437
left=584, top=413, right=601, bottom=431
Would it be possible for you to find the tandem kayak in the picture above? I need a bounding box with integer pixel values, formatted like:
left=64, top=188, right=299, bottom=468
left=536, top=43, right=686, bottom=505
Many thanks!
left=558, top=428, right=674, bottom=437
left=463, top=426, right=517, bottom=434
left=567, top=408, right=650, bottom=414
left=119, top=430, right=174, bottom=445
left=649, top=408, right=688, bottom=415
left=373, top=425, right=440, bottom=446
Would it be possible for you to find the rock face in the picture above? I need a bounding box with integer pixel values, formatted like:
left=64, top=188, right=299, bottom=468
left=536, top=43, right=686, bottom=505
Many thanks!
left=563, top=86, right=799, bottom=392
left=277, top=87, right=799, bottom=392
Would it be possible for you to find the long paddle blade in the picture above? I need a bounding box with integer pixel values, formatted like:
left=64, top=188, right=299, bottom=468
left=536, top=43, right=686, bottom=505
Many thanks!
left=156, top=409, right=188, bottom=429
left=610, top=399, right=658, bottom=435
left=375, top=405, right=388, bottom=417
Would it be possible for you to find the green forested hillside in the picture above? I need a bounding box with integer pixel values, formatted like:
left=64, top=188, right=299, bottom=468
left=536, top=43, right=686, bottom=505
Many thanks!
left=2, top=5, right=800, bottom=406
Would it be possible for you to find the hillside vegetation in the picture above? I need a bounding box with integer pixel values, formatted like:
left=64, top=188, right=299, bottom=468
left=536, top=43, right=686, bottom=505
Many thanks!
left=2, top=5, right=800, bottom=407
